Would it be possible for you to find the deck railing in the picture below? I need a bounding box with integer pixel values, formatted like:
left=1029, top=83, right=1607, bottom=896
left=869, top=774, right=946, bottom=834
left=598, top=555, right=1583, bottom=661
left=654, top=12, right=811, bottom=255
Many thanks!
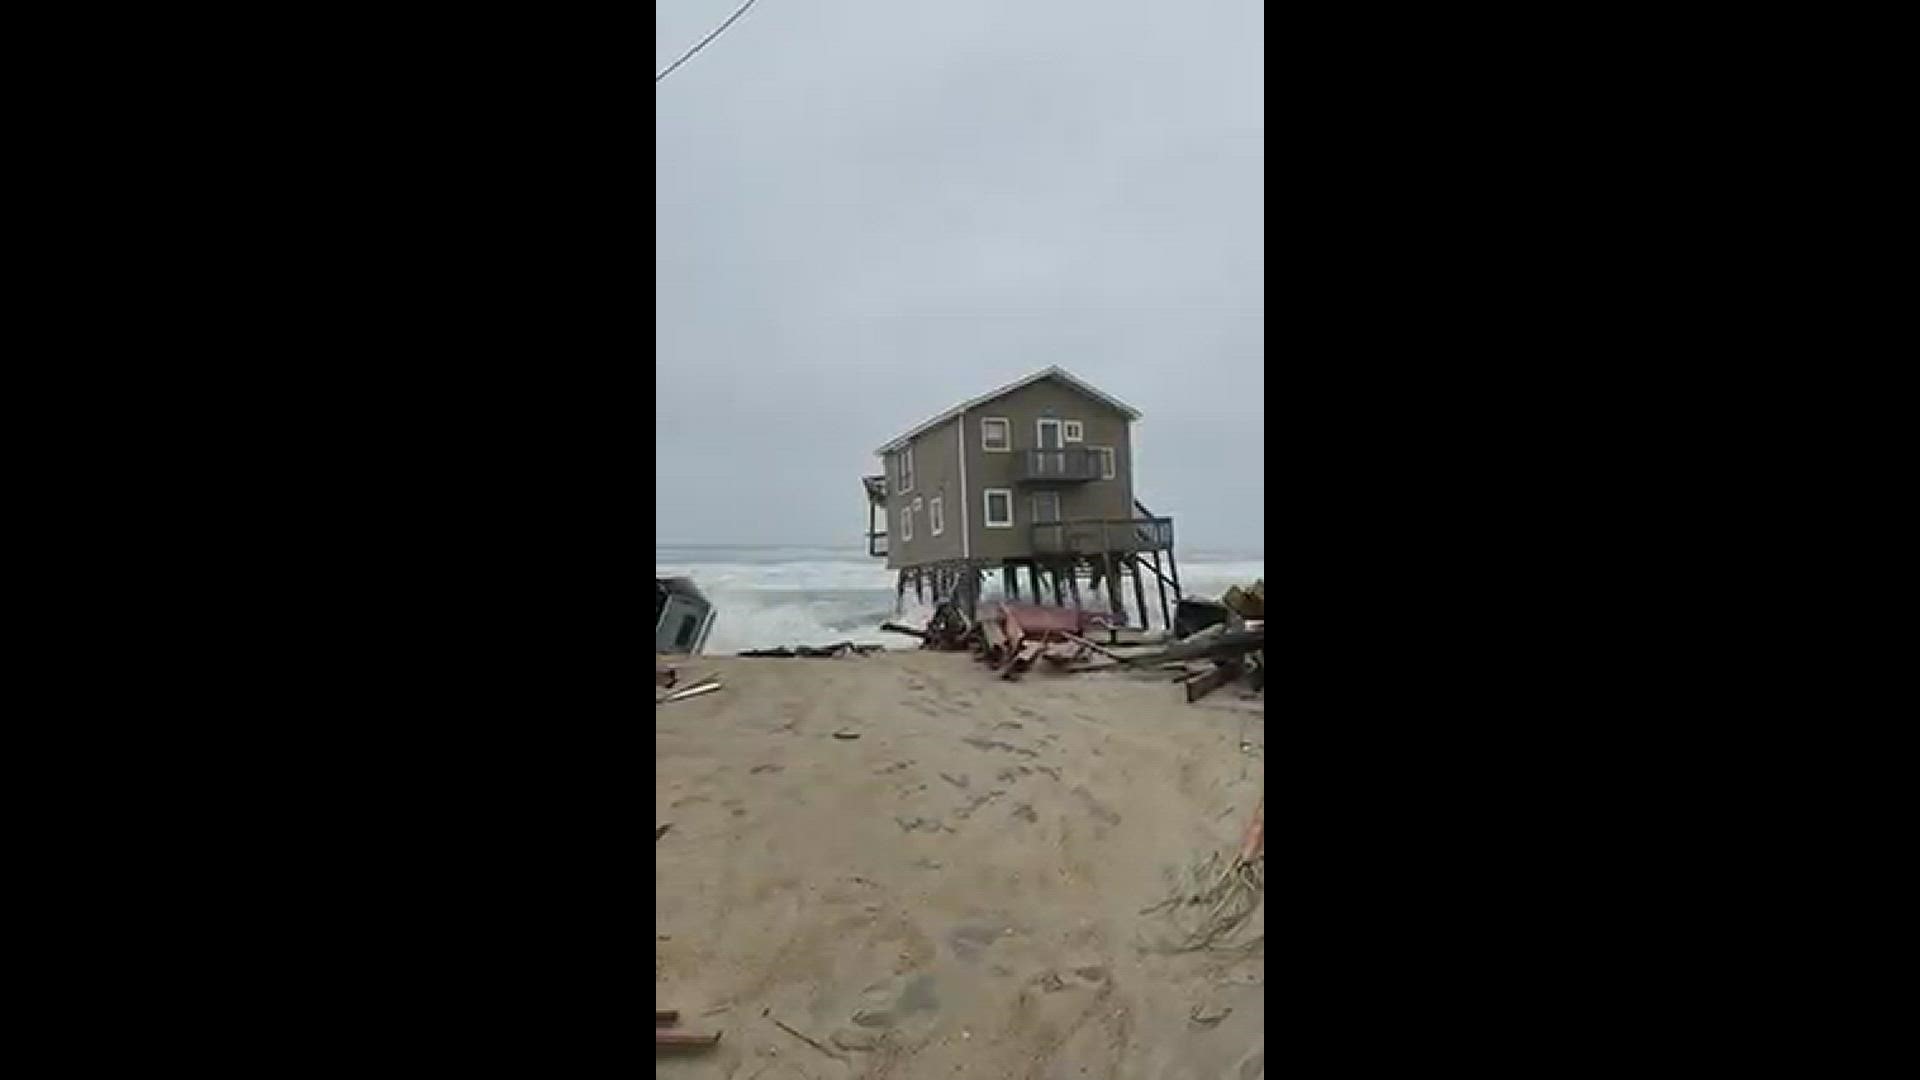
left=1016, top=446, right=1106, bottom=484
left=1031, top=516, right=1174, bottom=554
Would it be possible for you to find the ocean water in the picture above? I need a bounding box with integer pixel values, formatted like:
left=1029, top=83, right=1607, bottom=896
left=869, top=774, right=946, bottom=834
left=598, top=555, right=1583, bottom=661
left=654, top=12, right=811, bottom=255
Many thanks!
left=656, top=543, right=1264, bottom=654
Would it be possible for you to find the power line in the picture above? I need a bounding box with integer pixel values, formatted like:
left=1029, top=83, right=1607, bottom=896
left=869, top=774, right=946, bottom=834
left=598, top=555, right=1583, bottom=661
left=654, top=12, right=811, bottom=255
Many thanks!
left=656, top=0, right=762, bottom=85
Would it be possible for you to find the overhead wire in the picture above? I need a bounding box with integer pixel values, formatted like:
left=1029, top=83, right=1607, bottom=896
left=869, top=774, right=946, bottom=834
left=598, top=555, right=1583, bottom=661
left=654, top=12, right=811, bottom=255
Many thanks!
left=655, top=0, right=763, bottom=85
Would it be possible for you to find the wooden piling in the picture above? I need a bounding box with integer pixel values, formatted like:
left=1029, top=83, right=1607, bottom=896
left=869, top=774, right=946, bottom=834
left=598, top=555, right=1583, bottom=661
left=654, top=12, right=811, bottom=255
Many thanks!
left=1129, top=557, right=1149, bottom=632
left=1151, top=550, right=1170, bottom=630
left=1102, top=550, right=1122, bottom=617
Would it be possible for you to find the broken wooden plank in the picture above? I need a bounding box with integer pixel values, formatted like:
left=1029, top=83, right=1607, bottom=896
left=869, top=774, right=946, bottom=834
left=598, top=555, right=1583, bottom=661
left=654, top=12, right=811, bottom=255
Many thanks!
left=660, top=682, right=722, bottom=704
left=1001, top=638, right=1046, bottom=680
left=656, top=1029, right=721, bottom=1048
left=1061, top=631, right=1126, bottom=662
left=1185, top=659, right=1245, bottom=704
left=879, top=621, right=926, bottom=639
left=655, top=1010, right=678, bottom=1025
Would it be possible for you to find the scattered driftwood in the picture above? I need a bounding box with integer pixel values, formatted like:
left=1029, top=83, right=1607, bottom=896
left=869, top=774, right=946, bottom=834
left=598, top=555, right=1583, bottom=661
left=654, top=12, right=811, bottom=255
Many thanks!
left=658, top=681, right=722, bottom=705
left=879, top=621, right=926, bottom=639
left=655, top=823, right=673, bottom=841
left=655, top=666, right=677, bottom=689
left=739, top=642, right=885, bottom=658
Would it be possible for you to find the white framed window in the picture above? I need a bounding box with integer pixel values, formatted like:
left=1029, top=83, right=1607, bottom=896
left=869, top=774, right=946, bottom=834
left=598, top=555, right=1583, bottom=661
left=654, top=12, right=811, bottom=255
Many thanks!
left=1090, top=446, right=1116, bottom=479
left=983, top=488, right=1014, bottom=528
left=1063, top=420, right=1084, bottom=443
left=980, top=417, right=1011, bottom=452
left=930, top=496, right=944, bottom=536
left=897, top=446, right=914, bottom=493
left=900, top=501, right=914, bottom=542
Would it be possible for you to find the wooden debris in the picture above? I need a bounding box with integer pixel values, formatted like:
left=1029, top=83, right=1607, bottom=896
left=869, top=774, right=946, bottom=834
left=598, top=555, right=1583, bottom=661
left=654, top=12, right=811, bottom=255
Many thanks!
left=1061, top=631, right=1126, bottom=662
left=655, top=666, right=677, bottom=689
left=1222, top=580, right=1264, bottom=619
left=879, top=621, right=926, bottom=639
left=654, top=1008, right=721, bottom=1050
left=1185, top=658, right=1245, bottom=703
left=655, top=823, right=672, bottom=841
left=769, top=1015, right=843, bottom=1060
left=655, top=1029, right=721, bottom=1049
left=659, top=682, right=722, bottom=704
left=739, top=642, right=885, bottom=658
left=832, top=730, right=861, bottom=740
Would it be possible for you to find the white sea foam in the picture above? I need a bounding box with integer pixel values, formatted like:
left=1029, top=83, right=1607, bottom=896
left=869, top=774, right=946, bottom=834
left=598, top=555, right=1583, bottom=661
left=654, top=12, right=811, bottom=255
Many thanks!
left=657, top=545, right=1262, bottom=652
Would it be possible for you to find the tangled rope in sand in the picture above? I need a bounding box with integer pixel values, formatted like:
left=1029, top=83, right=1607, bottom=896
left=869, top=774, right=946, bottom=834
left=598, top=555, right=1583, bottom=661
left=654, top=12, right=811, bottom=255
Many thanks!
left=1140, top=798, right=1264, bottom=953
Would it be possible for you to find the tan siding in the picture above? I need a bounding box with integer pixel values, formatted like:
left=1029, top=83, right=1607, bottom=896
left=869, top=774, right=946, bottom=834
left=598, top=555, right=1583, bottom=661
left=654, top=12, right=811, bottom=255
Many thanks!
left=884, top=416, right=964, bottom=569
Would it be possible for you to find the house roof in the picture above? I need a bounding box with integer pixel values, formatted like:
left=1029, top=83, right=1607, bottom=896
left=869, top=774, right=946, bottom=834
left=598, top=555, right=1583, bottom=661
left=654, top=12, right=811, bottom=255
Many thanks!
left=873, top=366, right=1142, bottom=456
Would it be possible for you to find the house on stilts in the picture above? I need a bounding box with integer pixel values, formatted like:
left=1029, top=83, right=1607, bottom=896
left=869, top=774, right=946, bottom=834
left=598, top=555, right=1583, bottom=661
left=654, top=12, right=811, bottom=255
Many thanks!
left=861, top=366, right=1183, bottom=629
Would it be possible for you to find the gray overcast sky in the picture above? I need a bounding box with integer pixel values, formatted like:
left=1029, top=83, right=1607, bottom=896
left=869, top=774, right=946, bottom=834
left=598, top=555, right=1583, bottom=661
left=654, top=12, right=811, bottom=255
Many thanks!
left=657, top=1, right=1263, bottom=553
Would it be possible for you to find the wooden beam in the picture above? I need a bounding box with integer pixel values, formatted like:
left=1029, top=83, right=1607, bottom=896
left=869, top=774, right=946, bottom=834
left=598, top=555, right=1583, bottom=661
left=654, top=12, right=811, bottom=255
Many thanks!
left=1129, top=556, right=1149, bottom=633
left=1051, top=564, right=1065, bottom=606
left=1061, top=631, right=1126, bottom=662
left=656, top=1030, right=722, bottom=1048
left=1066, top=561, right=1081, bottom=609
left=1028, top=561, right=1043, bottom=603
left=1004, top=564, right=1018, bottom=600
left=1185, top=658, right=1245, bottom=704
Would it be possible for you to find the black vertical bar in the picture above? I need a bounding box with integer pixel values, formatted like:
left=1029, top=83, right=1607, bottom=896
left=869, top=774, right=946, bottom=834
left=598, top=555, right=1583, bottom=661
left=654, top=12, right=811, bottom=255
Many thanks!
left=1152, top=550, right=1170, bottom=630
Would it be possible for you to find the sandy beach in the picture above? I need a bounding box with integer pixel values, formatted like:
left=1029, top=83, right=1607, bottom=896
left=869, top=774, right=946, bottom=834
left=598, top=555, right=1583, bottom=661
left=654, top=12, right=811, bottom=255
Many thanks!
left=656, top=650, right=1264, bottom=1079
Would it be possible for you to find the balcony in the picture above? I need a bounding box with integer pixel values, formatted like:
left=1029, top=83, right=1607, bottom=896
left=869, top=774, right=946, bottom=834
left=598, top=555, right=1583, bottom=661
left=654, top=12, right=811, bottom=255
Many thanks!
left=1031, top=516, right=1174, bottom=555
left=1016, top=446, right=1108, bottom=485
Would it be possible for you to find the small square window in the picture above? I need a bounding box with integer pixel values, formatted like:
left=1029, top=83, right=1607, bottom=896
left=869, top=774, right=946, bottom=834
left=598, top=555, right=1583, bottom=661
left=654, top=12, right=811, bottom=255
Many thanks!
left=1063, top=421, right=1084, bottom=443
left=981, top=417, right=1011, bottom=452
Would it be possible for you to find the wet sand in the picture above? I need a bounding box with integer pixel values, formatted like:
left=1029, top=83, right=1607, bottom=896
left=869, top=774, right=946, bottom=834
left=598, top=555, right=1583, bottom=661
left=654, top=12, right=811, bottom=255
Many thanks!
left=655, top=651, right=1264, bottom=1080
